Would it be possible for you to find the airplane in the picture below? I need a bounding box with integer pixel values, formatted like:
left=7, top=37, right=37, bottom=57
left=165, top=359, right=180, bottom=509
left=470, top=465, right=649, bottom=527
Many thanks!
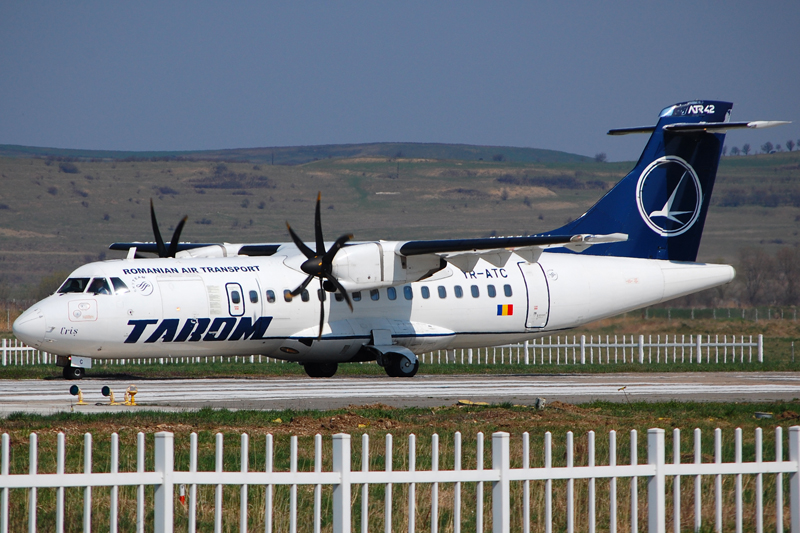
left=12, top=100, right=789, bottom=380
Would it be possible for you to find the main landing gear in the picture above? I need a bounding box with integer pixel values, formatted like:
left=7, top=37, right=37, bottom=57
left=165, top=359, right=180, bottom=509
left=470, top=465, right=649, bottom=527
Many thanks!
left=303, top=362, right=339, bottom=378
left=381, top=353, right=419, bottom=378
left=63, top=366, right=85, bottom=380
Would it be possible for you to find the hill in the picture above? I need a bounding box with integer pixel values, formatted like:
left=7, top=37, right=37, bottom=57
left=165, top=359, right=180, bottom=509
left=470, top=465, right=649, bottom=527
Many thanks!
left=0, top=147, right=798, bottom=297
left=0, top=142, right=593, bottom=166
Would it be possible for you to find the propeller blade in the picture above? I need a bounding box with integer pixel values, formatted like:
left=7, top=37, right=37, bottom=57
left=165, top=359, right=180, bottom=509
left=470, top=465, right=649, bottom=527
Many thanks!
left=317, top=278, right=324, bottom=339
left=325, top=273, right=353, bottom=312
left=322, top=233, right=353, bottom=264
left=286, top=222, right=316, bottom=259
left=150, top=199, right=167, bottom=258
left=290, top=274, right=314, bottom=297
left=167, top=216, right=188, bottom=258
left=314, top=192, right=325, bottom=256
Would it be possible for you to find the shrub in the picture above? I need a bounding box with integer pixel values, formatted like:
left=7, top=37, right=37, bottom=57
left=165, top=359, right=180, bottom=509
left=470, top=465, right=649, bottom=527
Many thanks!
left=59, top=162, right=80, bottom=174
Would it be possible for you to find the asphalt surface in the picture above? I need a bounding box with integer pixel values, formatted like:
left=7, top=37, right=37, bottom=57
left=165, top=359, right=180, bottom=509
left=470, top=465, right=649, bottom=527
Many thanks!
left=1, top=372, right=799, bottom=415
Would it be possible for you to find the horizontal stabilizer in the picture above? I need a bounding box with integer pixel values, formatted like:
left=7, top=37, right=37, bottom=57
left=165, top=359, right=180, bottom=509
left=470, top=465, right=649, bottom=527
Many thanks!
left=609, top=120, right=789, bottom=135
left=662, top=120, right=791, bottom=133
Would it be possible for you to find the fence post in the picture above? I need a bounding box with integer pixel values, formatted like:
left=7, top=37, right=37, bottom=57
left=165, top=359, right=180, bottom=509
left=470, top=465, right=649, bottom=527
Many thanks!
left=333, top=433, right=352, bottom=533
left=524, top=341, right=529, bottom=365
left=790, top=426, right=800, bottom=533
left=638, top=335, right=644, bottom=364
left=581, top=335, right=586, bottom=364
left=648, top=428, right=665, bottom=533
left=492, top=432, right=510, bottom=533
left=2, top=338, right=5, bottom=366
left=154, top=432, right=174, bottom=533
left=696, top=335, right=703, bottom=364
left=758, top=334, right=763, bottom=363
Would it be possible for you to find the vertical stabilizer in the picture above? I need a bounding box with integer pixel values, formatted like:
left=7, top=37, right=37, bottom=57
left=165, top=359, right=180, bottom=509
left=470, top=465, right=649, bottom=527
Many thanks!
left=546, top=100, right=732, bottom=261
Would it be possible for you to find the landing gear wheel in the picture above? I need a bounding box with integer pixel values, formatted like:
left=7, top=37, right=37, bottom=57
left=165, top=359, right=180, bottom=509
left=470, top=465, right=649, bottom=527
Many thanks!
left=385, top=354, right=419, bottom=378
left=303, top=362, right=338, bottom=378
left=63, top=366, right=85, bottom=380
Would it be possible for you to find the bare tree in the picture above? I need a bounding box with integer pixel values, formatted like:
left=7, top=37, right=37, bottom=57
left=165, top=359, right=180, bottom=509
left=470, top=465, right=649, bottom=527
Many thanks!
left=742, top=143, right=751, bottom=155
left=737, top=247, right=773, bottom=305
left=787, top=140, right=795, bottom=152
left=722, top=145, right=728, bottom=156
left=730, top=146, right=740, bottom=156
left=776, top=247, right=800, bottom=305
left=761, top=141, right=774, bottom=154
left=594, top=152, right=607, bottom=163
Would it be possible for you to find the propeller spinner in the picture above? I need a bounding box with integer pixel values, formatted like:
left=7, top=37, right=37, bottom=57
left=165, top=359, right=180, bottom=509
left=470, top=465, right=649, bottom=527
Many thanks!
left=286, top=193, right=354, bottom=338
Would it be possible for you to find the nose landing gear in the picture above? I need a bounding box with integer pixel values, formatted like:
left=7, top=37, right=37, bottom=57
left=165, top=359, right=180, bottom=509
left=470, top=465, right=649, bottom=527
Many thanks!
left=63, top=366, right=85, bottom=380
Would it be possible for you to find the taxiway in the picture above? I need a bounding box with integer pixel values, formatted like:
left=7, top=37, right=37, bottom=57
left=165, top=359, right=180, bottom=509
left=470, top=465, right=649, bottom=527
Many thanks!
left=1, top=372, right=798, bottom=415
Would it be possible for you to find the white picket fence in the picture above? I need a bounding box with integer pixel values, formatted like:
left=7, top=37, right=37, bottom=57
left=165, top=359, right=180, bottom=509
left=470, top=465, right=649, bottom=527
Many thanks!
left=1, top=426, right=798, bottom=533
left=422, top=333, right=764, bottom=365
left=1, top=333, right=764, bottom=368
left=0, top=338, right=53, bottom=366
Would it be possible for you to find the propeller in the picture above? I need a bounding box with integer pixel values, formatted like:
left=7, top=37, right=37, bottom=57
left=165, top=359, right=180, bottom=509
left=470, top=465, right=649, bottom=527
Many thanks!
left=150, top=199, right=188, bottom=258
left=286, top=193, right=354, bottom=338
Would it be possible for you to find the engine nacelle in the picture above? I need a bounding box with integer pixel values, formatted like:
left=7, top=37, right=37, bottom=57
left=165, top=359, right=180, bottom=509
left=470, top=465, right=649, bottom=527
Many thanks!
left=331, top=241, right=444, bottom=291
left=175, top=244, right=240, bottom=258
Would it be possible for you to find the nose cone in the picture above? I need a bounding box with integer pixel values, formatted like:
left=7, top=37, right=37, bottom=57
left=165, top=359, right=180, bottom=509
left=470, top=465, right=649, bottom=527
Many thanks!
left=13, top=307, right=46, bottom=348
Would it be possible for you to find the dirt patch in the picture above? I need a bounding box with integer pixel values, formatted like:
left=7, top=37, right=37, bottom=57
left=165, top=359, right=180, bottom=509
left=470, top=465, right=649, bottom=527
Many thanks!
left=0, top=228, right=56, bottom=238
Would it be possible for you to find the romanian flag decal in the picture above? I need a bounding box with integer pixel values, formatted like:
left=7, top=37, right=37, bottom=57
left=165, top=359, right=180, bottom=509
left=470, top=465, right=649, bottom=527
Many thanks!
left=497, top=304, right=513, bottom=316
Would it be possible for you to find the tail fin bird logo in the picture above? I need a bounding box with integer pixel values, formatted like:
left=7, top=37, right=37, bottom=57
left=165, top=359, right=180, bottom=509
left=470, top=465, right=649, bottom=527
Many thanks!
left=635, top=156, right=702, bottom=237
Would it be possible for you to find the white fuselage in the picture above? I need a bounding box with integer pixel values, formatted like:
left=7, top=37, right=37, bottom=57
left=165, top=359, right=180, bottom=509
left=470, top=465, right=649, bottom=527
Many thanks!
left=13, top=249, right=734, bottom=364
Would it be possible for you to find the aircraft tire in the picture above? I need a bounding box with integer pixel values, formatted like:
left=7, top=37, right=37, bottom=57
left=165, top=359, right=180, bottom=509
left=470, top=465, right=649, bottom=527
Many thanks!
left=63, top=366, right=85, bottom=380
left=386, top=354, right=419, bottom=378
left=303, top=362, right=338, bottom=378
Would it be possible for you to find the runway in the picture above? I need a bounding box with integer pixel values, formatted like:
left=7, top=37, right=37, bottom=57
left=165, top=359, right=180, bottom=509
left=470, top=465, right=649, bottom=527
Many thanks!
left=1, top=372, right=799, bottom=415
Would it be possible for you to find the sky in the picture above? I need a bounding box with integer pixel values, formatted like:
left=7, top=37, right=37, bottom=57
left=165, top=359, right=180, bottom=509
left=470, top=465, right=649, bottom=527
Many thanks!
left=1, top=2, right=798, bottom=161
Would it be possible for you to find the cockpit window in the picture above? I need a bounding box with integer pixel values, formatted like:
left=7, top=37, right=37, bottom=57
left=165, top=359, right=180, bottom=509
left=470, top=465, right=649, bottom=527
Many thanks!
left=87, top=277, right=112, bottom=295
left=111, top=277, right=129, bottom=295
left=58, top=277, right=91, bottom=294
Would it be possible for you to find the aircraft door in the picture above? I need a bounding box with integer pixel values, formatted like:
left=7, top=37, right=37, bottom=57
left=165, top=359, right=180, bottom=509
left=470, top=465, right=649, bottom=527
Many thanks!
left=158, top=278, right=209, bottom=319
left=517, top=262, right=550, bottom=328
left=226, top=283, right=245, bottom=317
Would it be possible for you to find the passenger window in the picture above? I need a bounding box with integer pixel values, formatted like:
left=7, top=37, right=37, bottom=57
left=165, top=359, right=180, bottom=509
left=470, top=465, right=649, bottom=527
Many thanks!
left=454, top=285, right=463, bottom=298
left=230, top=290, right=241, bottom=304
left=284, top=290, right=293, bottom=302
left=111, top=277, right=129, bottom=295
left=421, top=286, right=430, bottom=299
left=301, top=290, right=310, bottom=302
left=404, top=286, right=413, bottom=300
left=266, top=290, right=276, bottom=303
left=318, top=289, right=326, bottom=301
left=334, top=292, right=344, bottom=302
left=370, top=289, right=380, bottom=301
left=249, top=290, right=259, bottom=303
left=471, top=285, right=480, bottom=298
left=352, top=291, right=362, bottom=302
left=487, top=285, right=497, bottom=298
left=504, top=284, right=513, bottom=297
left=387, top=287, right=397, bottom=300
left=88, top=278, right=112, bottom=295
left=437, top=286, right=447, bottom=299
left=58, top=277, right=91, bottom=294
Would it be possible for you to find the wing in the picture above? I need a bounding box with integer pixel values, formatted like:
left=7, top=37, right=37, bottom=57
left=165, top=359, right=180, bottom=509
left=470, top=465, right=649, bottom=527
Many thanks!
left=398, top=233, right=627, bottom=271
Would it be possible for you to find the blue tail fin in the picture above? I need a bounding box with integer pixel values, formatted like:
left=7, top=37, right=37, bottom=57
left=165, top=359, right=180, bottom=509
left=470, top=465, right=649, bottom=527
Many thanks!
left=548, top=100, right=732, bottom=261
